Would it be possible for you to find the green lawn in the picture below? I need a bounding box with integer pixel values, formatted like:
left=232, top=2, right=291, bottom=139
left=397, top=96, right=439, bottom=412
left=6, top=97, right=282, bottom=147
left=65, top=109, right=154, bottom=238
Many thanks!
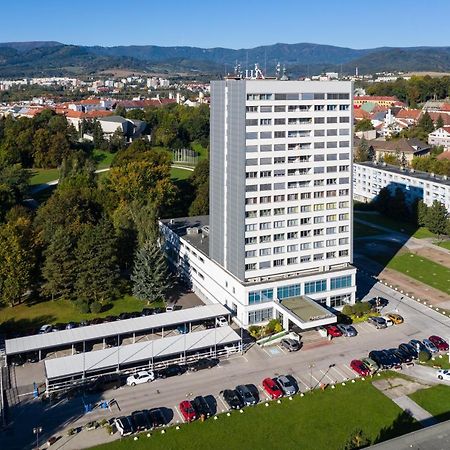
left=387, top=252, right=450, bottom=295
left=354, top=221, right=383, bottom=238
left=29, top=168, right=60, bottom=185
left=436, top=240, right=450, bottom=251
left=93, top=149, right=116, bottom=169
left=409, top=385, right=450, bottom=422
left=191, top=141, right=208, bottom=160
left=171, top=167, right=193, bottom=181
left=354, top=212, right=434, bottom=239
left=92, top=378, right=419, bottom=450
left=0, top=296, right=163, bottom=334
left=421, top=356, right=450, bottom=370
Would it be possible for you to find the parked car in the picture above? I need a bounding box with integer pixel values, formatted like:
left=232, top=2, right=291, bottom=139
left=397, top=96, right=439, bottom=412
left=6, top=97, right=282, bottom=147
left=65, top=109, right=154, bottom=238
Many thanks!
left=368, top=317, right=387, bottom=329
left=392, top=348, right=412, bottom=364
left=88, top=373, right=122, bottom=392
left=147, top=408, right=166, bottom=428
left=336, top=324, right=357, bottom=337
left=423, top=339, right=439, bottom=354
left=179, top=400, right=196, bottom=422
left=216, top=316, right=228, bottom=327
left=177, top=324, right=189, bottom=334
left=350, top=359, right=370, bottom=377
left=409, top=339, right=428, bottom=354
left=157, top=364, right=185, bottom=378
left=131, top=410, right=151, bottom=431
left=141, top=308, right=154, bottom=317
left=382, top=316, right=394, bottom=327
left=368, top=297, right=389, bottom=310
left=203, top=319, right=215, bottom=329
left=281, top=338, right=301, bottom=352
left=235, top=384, right=258, bottom=406
left=39, top=324, right=53, bottom=334
left=65, top=322, right=77, bottom=330
left=437, top=369, right=450, bottom=381
left=325, top=325, right=342, bottom=337
left=428, top=335, right=449, bottom=351
left=118, top=312, right=132, bottom=321
left=387, top=313, right=404, bottom=325
left=262, top=377, right=283, bottom=399
left=191, top=396, right=213, bottom=418
left=361, top=357, right=379, bottom=373
left=383, top=349, right=402, bottom=367
left=166, top=305, right=175, bottom=312
left=114, top=416, right=134, bottom=436
left=188, top=358, right=219, bottom=372
left=276, top=375, right=297, bottom=396
left=126, top=370, right=155, bottom=386
left=221, top=389, right=244, bottom=410
left=399, top=343, right=418, bottom=360
left=369, top=350, right=391, bottom=369
left=26, top=352, right=39, bottom=363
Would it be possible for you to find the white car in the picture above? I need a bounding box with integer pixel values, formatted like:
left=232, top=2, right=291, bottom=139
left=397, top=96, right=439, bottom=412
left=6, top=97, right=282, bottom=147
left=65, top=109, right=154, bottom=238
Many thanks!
left=382, top=316, right=394, bottom=327
left=165, top=305, right=175, bottom=312
left=215, top=316, right=227, bottom=327
left=126, top=370, right=155, bottom=386
left=39, top=324, right=53, bottom=334
left=437, top=369, right=450, bottom=381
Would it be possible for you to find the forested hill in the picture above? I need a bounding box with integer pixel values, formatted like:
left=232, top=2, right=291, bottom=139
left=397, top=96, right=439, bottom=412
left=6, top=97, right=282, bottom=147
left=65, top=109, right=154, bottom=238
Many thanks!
left=1, top=41, right=450, bottom=77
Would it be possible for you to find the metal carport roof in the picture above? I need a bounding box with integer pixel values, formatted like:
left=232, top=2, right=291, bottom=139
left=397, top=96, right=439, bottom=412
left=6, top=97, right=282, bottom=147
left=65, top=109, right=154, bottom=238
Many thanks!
left=44, top=325, right=240, bottom=381
left=5, top=304, right=229, bottom=356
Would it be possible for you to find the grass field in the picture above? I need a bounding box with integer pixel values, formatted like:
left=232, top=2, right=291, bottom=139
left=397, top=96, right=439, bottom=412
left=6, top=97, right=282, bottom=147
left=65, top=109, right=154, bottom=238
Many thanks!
left=436, top=240, right=450, bottom=251
left=171, top=167, right=193, bottom=180
left=0, top=296, right=163, bottom=334
left=92, top=378, right=418, bottom=450
left=387, top=253, right=450, bottom=295
left=354, top=212, right=434, bottom=239
left=191, top=141, right=208, bottom=160
left=409, top=385, right=450, bottom=422
left=422, top=356, right=450, bottom=370
left=29, top=168, right=60, bottom=185
left=93, top=149, right=116, bottom=169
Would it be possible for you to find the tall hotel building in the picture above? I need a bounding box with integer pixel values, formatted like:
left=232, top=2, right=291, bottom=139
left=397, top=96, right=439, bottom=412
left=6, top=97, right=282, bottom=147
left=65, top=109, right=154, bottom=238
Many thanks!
left=161, top=77, right=357, bottom=329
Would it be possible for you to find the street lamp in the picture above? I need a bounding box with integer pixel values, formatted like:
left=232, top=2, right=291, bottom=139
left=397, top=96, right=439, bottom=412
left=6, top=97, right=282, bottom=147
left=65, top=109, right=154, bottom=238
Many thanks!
left=308, top=363, right=315, bottom=390
left=33, top=426, right=42, bottom=449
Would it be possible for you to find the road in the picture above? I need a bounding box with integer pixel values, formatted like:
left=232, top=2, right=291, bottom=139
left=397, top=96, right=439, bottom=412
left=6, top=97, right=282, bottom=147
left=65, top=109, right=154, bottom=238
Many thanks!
left=2, top=277, right=450, bottom=449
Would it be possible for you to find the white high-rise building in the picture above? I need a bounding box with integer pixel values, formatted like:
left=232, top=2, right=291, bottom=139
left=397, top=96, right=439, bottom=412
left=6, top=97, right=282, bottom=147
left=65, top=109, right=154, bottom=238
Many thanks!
left=161, top=77, right=357, bottom=329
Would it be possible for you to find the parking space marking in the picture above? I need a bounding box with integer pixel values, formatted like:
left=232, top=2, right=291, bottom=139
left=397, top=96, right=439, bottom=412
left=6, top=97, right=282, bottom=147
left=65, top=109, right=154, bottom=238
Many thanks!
left=296, top=376, right=311, bottom=390
left=174, top=404, right=184, bottom=423
left=332, top=365, right=350, bottom=381
left=340, top=365, right=355, bottom=379
left=310, top=373, right=321, bottom=386
left=218, top=394, right=229, bottom=412
left=258, top=385, right=271, bottom=400
left=319, top=369, right=334, bottom=384
left=277, top=345, right=288, bottom=354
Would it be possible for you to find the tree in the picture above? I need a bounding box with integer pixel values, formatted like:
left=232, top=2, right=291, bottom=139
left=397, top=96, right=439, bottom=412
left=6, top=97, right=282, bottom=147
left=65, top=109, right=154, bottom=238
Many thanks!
left=74, top=219, right=120, bottom=304
left=417, top=200, right=429, bottom=227
left=344, top=429, right=371, bottom=450
left=0, top=215, right=36, bottom=306
left=354, top=138, right=370, bottom=162
left=425, top=200, right=448, bottom=236
left=435, top=114, right=444, bottom=130
left=131, top=240, right=170, bottom=303
left=418, top=111, right=434, bottom=134
left=189, top=182, right=209, bottom=216
left=108, top=128, right=126, bottom=153
left=41, top=227, right=77, bottom=300
left=355, top=119, right=374, bottom=132
left=0, top=162, right=30, bottom=222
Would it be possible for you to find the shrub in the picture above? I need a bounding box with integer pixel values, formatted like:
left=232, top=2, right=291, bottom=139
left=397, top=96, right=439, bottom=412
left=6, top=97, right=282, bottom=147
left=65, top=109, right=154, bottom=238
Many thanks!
left=76, top=300, right=90, bottom=314
left=352, top=302, right=366, bottom=317
left=274, top=322, right=283, bottom=333
left=419, top=350, right=431, bottom=363
left=265, top=319, right=281, bottom=334
left=90, top=301, right=102, bottom=314
left=359, top=302, right=371, bottom=314
left=342, top=305, right=354, bottom=316
left=248, top=325, right=262, bottom=339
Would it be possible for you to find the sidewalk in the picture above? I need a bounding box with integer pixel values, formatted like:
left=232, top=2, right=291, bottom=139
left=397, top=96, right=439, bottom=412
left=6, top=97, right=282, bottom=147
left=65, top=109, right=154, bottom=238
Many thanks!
left=392, top=396, right=437, bottom=427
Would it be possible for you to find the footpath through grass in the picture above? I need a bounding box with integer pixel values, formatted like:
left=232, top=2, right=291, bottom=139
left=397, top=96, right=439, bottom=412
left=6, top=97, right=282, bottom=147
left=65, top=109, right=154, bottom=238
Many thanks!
left=92, top=378, right=419, bottom=450
left=0, top=295, right=162, bottom=334
left=409, top=385, right=450, bottom=422
left=386, top=252, right=450, bottom=295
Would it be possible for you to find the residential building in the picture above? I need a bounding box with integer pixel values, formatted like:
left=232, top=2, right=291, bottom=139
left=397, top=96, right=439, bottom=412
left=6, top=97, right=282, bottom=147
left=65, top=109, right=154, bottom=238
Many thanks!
left=428, top=126, right=450, bottom=149
left=161, top=78, right=357, bottom=330
left=354, top=95, right=400, bottom=108
left=353, top=161, right=450, bottom=212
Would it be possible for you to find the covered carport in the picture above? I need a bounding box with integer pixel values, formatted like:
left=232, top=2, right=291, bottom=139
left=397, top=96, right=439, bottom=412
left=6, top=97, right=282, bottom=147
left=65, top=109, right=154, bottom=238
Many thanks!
left=5, top=304, right=230, bottom=362
left=44, top=325, right=241, bottom=393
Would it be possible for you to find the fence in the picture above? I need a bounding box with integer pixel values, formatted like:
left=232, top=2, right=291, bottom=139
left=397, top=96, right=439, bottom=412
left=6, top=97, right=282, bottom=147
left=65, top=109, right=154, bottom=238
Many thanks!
left=172, top=148, right=199, bottom=165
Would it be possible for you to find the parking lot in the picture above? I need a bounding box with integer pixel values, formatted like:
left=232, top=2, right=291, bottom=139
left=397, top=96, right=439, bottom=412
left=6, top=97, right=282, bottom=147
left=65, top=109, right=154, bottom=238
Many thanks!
left=3, top=277, right=450, bottom=449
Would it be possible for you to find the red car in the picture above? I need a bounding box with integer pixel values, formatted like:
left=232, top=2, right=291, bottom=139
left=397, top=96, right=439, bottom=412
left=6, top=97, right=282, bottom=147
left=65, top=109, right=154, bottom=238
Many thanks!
left=429, top=335, right=449, bottom=351
left=326, top=325, right=342, bottom=337
left=350, top=359, right=370, bottom=377
left=262, top=377, right=283, bottom=399
left=179, top=400, right=196, bottom=422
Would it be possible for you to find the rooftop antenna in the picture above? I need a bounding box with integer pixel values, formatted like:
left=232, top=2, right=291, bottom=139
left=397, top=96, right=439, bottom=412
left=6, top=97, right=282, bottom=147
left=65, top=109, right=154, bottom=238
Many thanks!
left=275, top=62, right=281, bottom=79
left=264, top=48, right=267, bottom=75
left=254, top=63, right=265, bottom=79
left=280, top=65, right=289, bottom=81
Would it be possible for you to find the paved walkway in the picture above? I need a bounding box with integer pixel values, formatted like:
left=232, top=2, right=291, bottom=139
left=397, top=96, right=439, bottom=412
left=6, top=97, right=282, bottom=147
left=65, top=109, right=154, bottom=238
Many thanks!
left=392, top=396, right=437, bottom=427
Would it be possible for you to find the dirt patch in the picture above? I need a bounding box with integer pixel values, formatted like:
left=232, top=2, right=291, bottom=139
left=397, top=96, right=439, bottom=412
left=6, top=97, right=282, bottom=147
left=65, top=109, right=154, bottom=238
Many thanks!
left=373, top=377, right=430, bottom=399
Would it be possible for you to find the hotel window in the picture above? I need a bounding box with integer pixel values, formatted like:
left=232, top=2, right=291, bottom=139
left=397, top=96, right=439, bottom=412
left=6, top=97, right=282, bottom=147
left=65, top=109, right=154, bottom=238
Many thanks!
left=274, top=246, right=285, bottom=254
left=260, top=222, right=271, bottom=230
left=288, top=206, right=299, bottom=213
left=327, top=105, right=337, bottom=111
left=313, top=253, right=324, bottom=261
left=274, top=220, right=285, bottom=228
left=314, top=216, right=324, bottom=224
left=246, top=171, right=257, bottom=178
left=287, top=244, right=298, bottom=252
left=300, top=256, right=311, bottom=263
left=313, top=241, right=323, bottom=248
left=245, top=237, right=257, bottom=244
left=246, top=197, right=257, bottom=205
left=313, top=204, right=324, bottom=211
left=274, top=118, right=286, bottom=125
left=260, top=209, right=271, bottom=217
left=313, top=229, right=324, bottom=236
left=300, top=205, right=311, bottom=212
left=246, top=106, right=258, bottom=112
left=287, top=232, right=298, bottom=239
left=260, top=235, right=271, bottom=243
left=287, top=257, right=298, bottom=265
left=300, top=230, right=311, bottom=237
left=339, top=237, right=349, bottom=245
left=326, top=239, right=337, bottom=247
left=274, top=131, right=286, bottom=138
left=246, top=132, right=258, bottom=140
left=259, top=261, right=271, bottom=269
left=260, top=118, right=272, bottom=125
left=260, top=248, right=271, bottom=256
left=326, top=202, right=337, bottom=210
left=339, top=249, right=349, bottom=257
left=245, top=263, right=257, bottom=271
left=274, top=207, right=285, bottom=215
left=304, top=279, right=327, bottom=294
left=339, top=116, right=350, bottom=123
left=278, top=283, right=301, bottom=299
left=274, top=259, right=284, bottom=267
left=245, top=224, right=257, bottom=231
left=245, top=250, right=256, bottom=258
left=274, top=233, right=285, bottom=241
left=330, top=275, right=352, bottom=290
left=327, top=215, right=337, bottom=222
left=300, top=243, right=311, bottom=250
left=288, top=194, right=299, bottom=201
left=287, top=219, right=298, bottom=227
left=248, top=289, right=274, bottom=305
left=246, top=119, right=258, bottom=126
left=274, top=195, right=285, bottom=202
left=260, top=196, right=271, bottom=204
left=314, top=117, right=325, bottom=123
left=326, top=227, right=336, bottom=234
left=274, top=105, right=286, bottom=112
left=326, top=251, right=336, bottom=259
left=260, top=171, right=272, bottom=178
left=330, top=294, right=350, bottom=308
left=248, top=308, right=273, bottom=325
left=274, top=157, right=285, bottom=164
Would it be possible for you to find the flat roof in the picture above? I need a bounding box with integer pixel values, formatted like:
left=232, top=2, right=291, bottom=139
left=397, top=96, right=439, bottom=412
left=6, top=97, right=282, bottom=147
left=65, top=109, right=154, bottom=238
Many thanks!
left=281, top=296, right=335, bottom=323
left=5, top=304, right=229, bottom=356
left=355, top=161, right=450, bottom=187
left=44, top=325, right=240, bottom=381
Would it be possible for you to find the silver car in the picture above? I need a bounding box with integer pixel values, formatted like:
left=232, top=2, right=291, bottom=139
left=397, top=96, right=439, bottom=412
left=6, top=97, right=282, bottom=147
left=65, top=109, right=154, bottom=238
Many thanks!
left=276, top=375, right=297, bottom=396
left=281, top=338, right=301, bottom=352
left=423, top=339, right=439, bottom=354
left=336, top=324, right=357, bottom=337
left=368, top=317, right=387, bottom=329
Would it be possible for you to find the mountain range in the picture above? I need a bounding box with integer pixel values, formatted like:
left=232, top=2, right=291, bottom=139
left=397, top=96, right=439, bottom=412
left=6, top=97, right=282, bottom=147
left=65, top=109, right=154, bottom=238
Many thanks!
left=1, top=41, right=450, bottom=78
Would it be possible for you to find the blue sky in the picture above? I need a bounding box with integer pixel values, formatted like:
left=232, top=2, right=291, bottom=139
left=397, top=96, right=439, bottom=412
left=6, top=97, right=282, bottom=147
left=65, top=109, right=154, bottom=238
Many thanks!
left=1, top=0, right=449, bottom=49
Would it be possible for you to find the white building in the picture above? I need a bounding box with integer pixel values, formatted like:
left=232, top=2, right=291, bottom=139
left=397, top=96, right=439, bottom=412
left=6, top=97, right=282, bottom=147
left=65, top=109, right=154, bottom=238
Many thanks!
left=353, top=162, right=450, bottom=212
left=161, top=78, right=357, bottom=330
left=428, top=126, right=450, bottom=149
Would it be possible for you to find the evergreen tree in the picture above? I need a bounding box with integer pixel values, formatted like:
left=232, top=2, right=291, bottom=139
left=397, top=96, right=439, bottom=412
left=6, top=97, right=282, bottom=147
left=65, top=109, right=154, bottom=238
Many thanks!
left=418, top=111, right=434, bottom=134
left=41, top=227, right=77, bottom=300
left=417, top=200, right=429, bottom=227
left=131, top=240, right=170, bottom=303
left=425, top=200, right=448, bottom=236
left=74, top=220, right=120, bottom=304
left=354, top=138, right=369, bottom=162
left=435, top=114, right=445, bottom=130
